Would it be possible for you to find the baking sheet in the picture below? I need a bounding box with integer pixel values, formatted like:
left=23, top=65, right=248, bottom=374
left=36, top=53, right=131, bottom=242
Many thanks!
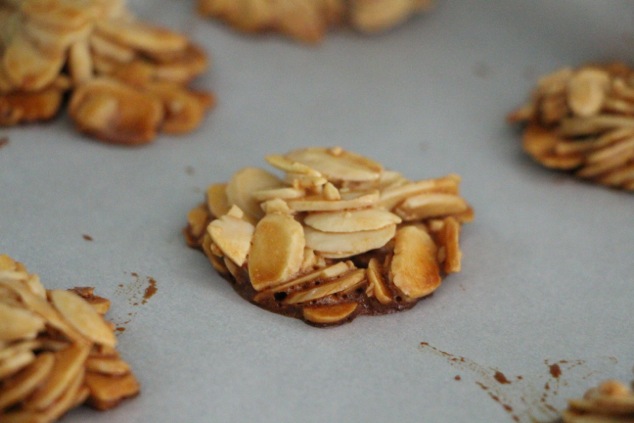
left=2, top=1, right=633, bottom=421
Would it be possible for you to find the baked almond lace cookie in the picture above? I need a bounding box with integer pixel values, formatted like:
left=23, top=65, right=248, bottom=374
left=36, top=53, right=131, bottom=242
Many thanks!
left=0, top=254, right=140, bottom=422
left=563, top=379, right=634, bottom=422
left=185, top=147, right=473, bottom=326
left=0, top=0, right=213, bottom=145
left=197, top=0, right=433, bottom=44
left=508, top=63, right=634, bottom=191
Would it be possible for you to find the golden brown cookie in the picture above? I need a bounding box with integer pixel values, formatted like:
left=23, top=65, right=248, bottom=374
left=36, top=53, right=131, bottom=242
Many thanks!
left=197, top=0, right=433, bottom=44
left=0, top=254, right=140, bottom=422
left=185, top=147, right=473, bottom=326
left=0, top=0, right=213, bottom=145
left=508, top=63, right=634, bottom=191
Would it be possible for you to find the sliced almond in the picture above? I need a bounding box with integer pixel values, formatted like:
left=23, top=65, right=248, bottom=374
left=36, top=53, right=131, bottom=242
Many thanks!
left=49, top=290, right=117, bottom=347
left=248, top=213, right=305, bottom=291
left=378, top=175, right=461, bottom=210
left=206, top=183, right=231, bottom=218
left=0, top=350, right=35, bottom=379
left=0, top=352, right=55, bottom=410
left=287, top=189, right=379, bottom=212
left=85, top=356, right=131, bottom=376
left=284, top=268, right=366, bottom=304
left=253, top=261, right=355, bottom=302
left=95, top=19, right=188, bottom=57
left=367, top=258, right=392, bottom=304
left=207, top=208, right=255, bottom=267
left=390, top=225, right=440, bottom=300
left=69, top=77, right=164, bottom=145
left=567, top=68, right=610, bottom=117
left=26, top=343, right=90, bottom=411
left=0, top=303, right=45, bottom=342
left=304, top=208, right=401, bottom=233
left=304, top=223, right=396, bottom=258
left=285, top=147, right=382, bottom=183
left=303, top=303, right=358, bottom=324
left=395, top=192, right=469, bottom=221
left=85, top=372, right=140, bottom=411
left=226, top=167, right=284, bottom=220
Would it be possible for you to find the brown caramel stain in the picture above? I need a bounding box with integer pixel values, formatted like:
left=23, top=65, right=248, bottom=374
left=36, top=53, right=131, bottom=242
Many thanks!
left=113, top=273, right=159, bottom=329
left=454, top=375, right=461, bottom=381
left=419, top=342, right=619, bottom=423
left=0, top=137, right=8, bottom=148
left=82, top=234, right=93, bottom=241
left=142, top=277, right=157, bottom=305
left=549, top=363, right=562, bottom=378
left=495, top=371, right=512, bottom=385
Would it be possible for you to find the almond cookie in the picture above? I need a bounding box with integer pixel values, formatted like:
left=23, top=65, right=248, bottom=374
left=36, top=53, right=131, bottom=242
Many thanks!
left=508, top=63, right=634, bottom=191
left=0, top=0, right=213, bottom=145
left=185, top=147, right=473, bottom=326
left=197, top=0, right=433, bottom=44
left=0, top=254, right=140, bottom=422
left=563, top=379, right=634, bottom=422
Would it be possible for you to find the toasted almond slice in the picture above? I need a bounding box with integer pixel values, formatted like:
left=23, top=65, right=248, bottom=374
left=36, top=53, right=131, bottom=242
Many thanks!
left=437, top=217, right=462, bottom=273
left=144, top=82, right=211, bottom=134
left=253, top=261, right=355, bottom=302
left=390, top=225, right=440, bottom=300
left=586, top=137, right=634, bottom=164
left=95, top=19, right=188, bottom=57
left=85, top=372, right=140, bottom=411
left=304, top=208, right=401, bottom=233
left=2, top=32, right=64, bottom=91
left=284, top=268, right=366, bottom=304
left=0, top=340, right=40, bottom=362
left=304, top=224, right=396, bottom=258
left=576, top=155, right=632, bottom=179
left=559, top=115, right=634, bottom=137
left=285, top=147, right=382, bottom=183
left=595, top=164, right=634, bottom=187
left=85, top=356, right=131, bottom=376
left=69, top=77, right=164, bottom=145
left=367, top=258, right=392, bottom=304
left=0, top=281, right=83, bottom=344
left=252, top=187, right=306, bottom=202
left=226, top=167, right=284, bottom=220
left=287, top=189, right=379, bottom=212
left=0, top=350, right=35, bottom=379
left=49, top=290, right=116, bottom=347
left=567, top=68, right=610, bottom=117
left=68, top=40, right=93, bottom=84
left=350, top=0, right=429, bottom=33
left=0, top=352, right=55, bottom=410
left=0, top=86, right=65, bottom=126
left=89, top=32, right=136, bottom=63
left=207, top=210, right=254, bottom=267
left=0, top=302, right=45, bottom=342
left=0, top=410, right=48, bottom=423
left=206, top=183, right=230, bottom=218
left=37, top=367, right=85, bottom=422
left=395, top=193, right=469, bottom=221
left=284, top=172, right=329, bottom=190
left=248, top=213, right=305, bottom=291
left=67, top=287, right=111, bottom=315
left=523, top=124, right=583, bottom=169
left=378, top=175, right=461, bottom=210
left=265, top=154, right=322, bottom=176
left=26, top=343, right=90, bottom=411
left=303, top=303, right=358, bottom=324
left=186, top=203, right=210, bottom=243
left=21, top=0, right=97, bottom=30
